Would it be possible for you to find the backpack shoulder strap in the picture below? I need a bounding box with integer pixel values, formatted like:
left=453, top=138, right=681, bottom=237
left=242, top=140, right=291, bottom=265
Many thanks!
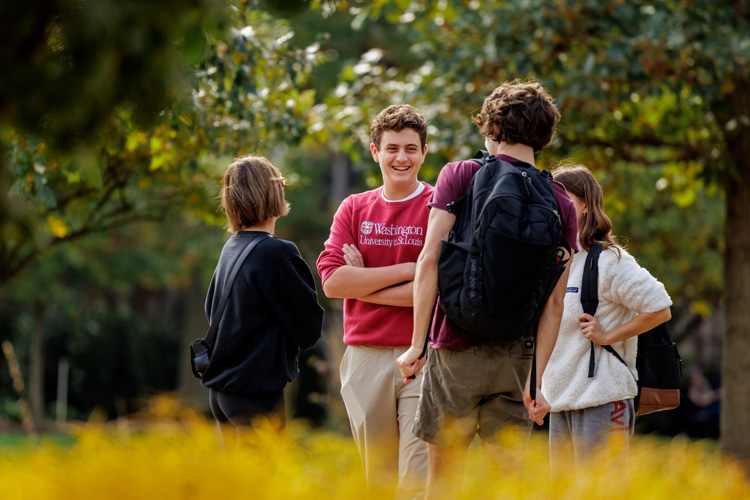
left=581, top=243, right=634, bottom=378
left=581, top=242, right=615, bottom=377
left=580, top=243, right=603, bottom=316
left=470, top=149, right=490, bottom=166
left=204, top=234, right=271, bottom=348
left=445, top=150, right=490, bottom=216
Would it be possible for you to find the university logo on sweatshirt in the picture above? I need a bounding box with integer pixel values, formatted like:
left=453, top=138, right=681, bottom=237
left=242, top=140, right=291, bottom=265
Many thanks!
left=359, top=221, right=424, bottom=247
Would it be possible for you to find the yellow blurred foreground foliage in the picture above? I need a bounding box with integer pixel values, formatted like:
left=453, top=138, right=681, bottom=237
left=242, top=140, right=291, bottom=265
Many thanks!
left=0, top=404, right=747, bottom=500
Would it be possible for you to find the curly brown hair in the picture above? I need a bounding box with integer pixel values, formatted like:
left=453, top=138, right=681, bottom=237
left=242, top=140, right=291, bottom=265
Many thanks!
left=472, top=80, right=561, bottom=152
left=370, top=104, right=428, bottom=150
left=221, top=155, right=290, bottom=233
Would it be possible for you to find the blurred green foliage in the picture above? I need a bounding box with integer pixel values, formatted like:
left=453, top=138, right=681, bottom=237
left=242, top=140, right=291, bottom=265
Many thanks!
left=0, top=0, right=747, bottom=437
left=0, top=0, right=327, bottom=420
left=291, top=0, right=739, bottom=324
left=0, top=0, right=226, bottom=149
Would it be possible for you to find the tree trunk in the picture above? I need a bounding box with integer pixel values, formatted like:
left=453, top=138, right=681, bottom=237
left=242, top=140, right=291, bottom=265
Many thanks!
left=29, top=301, right=44, bottom=430
left=720, top=80, right=750, bottom=464
left=330, top=152, right=351, bottom=202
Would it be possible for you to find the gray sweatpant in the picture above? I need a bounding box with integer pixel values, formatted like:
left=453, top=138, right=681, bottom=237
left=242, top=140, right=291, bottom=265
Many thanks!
left=549, top=399, right=635, bottom=476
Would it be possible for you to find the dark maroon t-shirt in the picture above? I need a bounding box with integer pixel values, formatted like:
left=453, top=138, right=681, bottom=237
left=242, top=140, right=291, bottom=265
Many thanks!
left=427, top=155, right=579, bottom=350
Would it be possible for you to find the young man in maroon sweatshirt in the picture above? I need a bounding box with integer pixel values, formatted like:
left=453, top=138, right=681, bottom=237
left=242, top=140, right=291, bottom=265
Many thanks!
left=318, top=104, right=433, bottom=499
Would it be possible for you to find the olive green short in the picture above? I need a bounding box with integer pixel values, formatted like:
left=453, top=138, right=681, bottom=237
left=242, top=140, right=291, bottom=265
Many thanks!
left=413, top=338, right=534, bottom=447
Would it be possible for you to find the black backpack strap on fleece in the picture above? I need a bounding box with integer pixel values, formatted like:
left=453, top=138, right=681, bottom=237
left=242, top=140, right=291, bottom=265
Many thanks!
left=580, top=242, right=603, bottom=377
left=204, top=234, right=270, bottom=348
left=580, top=243, right=637, bottom=383
left=602, top=344, right=627, bottom=366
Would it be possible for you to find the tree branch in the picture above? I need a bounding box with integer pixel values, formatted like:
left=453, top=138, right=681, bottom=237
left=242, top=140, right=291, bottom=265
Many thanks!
left=1, top=199, right=172, bottom=286
left=568, top=135, right=711, bottom=165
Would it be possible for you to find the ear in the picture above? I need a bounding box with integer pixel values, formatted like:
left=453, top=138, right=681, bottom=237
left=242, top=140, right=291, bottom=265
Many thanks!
left=492, top=123, right=501, bottom=142
left=421, top=144, right=428, bottom=163
left=370, top=143, right=379, bottom=162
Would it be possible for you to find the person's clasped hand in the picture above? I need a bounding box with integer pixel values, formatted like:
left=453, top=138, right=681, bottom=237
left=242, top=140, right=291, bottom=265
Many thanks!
left=579, top=313, right=610, bottom=345
left=396, top=346, right=426, bottom=385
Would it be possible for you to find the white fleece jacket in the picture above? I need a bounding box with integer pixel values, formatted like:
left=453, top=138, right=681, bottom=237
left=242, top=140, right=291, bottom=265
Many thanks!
left=542, top=244, right=672, bottom=412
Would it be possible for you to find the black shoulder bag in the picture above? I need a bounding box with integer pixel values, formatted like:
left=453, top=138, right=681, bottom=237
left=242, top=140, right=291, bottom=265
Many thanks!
left=190, top=234, right=270, bottom=379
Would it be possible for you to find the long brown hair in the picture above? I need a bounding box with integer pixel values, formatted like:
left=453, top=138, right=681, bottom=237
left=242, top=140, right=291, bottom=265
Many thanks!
left=552, top=164, right=621, bottom=255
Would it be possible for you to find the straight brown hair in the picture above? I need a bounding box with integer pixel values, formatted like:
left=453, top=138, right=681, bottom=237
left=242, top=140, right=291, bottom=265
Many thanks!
left=221, top=155, right=290, bottom=233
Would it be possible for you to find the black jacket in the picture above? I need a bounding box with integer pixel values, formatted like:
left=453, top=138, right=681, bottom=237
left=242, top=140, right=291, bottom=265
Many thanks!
left=202, top=231, right=324, bottom=394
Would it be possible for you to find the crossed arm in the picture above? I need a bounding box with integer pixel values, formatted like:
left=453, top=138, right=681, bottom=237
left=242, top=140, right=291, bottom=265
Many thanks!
left=321, top=244, right=417, bottom=307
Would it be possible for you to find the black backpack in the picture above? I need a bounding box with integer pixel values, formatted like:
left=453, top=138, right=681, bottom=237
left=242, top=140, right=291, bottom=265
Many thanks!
left=581, top=242, right=682, bottom=416
left=437, top=151, right=569, bottom=342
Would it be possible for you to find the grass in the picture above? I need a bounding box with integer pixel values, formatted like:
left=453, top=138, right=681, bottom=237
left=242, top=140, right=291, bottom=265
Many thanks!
left=0, top=432, right=77, bottom=449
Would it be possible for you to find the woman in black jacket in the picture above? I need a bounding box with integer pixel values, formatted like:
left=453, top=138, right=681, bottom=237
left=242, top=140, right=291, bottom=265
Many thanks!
left=203, top=155, right=324, bottom=433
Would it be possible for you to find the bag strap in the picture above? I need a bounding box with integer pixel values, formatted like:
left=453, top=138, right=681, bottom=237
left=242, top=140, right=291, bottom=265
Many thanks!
left=580, top=242, right=637, bottom=382
left=530, top=340, right=538, bottom=402
left=204, top=234, right=271, bottom=348
left=407, top=298, right=438, bottom=380
left=580, top=242, right=604, bottom=377
left=444, top=151, right=488, bottom=223
left=580, top=242, right=603, bottom=315
left=471, top=149, right=490, bottom=164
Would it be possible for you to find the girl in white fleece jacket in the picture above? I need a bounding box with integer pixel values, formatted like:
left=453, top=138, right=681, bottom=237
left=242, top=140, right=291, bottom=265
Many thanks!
left=542, top=165, right=672, bottom=475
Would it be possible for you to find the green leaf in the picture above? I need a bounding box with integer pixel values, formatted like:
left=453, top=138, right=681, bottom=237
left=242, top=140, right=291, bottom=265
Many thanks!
left=77, top=149, right=103, bottom=189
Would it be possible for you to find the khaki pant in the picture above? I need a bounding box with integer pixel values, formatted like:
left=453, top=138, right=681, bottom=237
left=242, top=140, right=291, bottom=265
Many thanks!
left=340, top=345, right=428, bottom=500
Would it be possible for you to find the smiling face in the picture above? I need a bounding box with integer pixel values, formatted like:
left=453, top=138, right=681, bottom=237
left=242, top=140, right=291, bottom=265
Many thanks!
left=370, top=128, right=427, bottom=200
